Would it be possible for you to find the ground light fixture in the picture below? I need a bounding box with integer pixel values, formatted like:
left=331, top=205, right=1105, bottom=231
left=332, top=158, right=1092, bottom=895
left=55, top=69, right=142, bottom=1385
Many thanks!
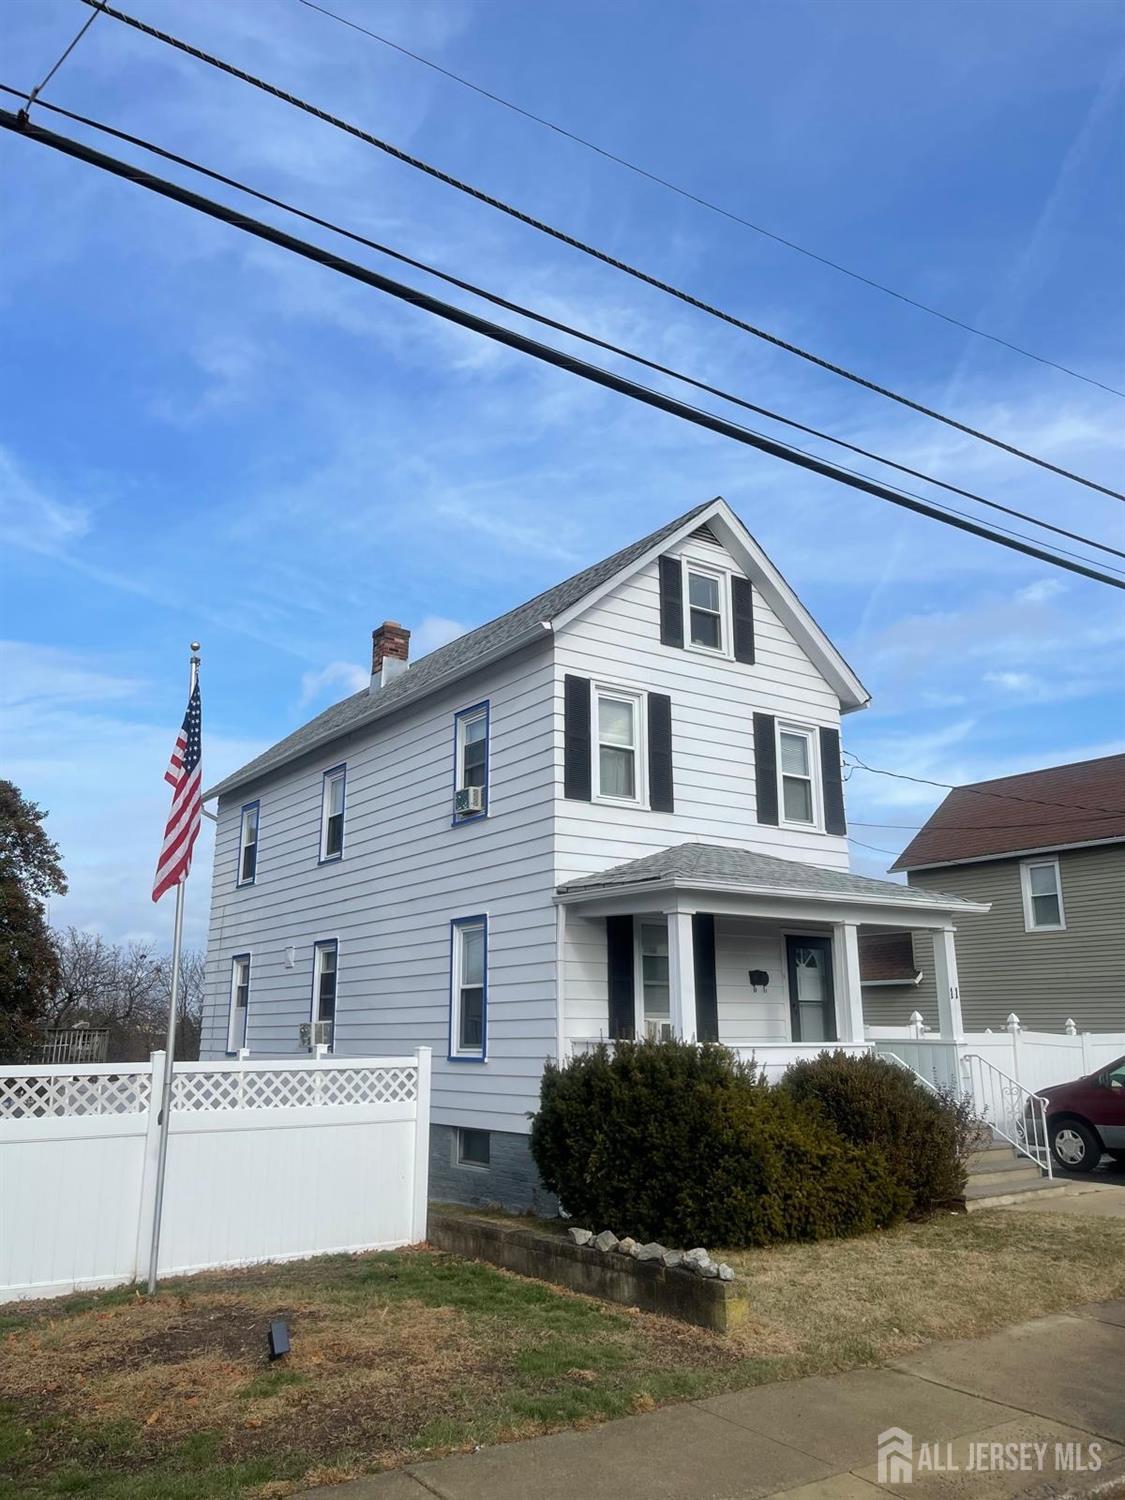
left=268, top=1320, right=291, bottom=1361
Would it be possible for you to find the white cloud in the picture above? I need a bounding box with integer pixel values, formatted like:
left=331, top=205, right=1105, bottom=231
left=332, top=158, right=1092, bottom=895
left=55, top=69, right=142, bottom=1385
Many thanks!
left=983, top=670, right=1038, bottom=693
left=411, top=615, right=469, bottom=658
left=1018, top=578, right=1067, bottom=605
left=0, top=446, right=91, bottom=552
left=299, top=659, right=369, bottom=705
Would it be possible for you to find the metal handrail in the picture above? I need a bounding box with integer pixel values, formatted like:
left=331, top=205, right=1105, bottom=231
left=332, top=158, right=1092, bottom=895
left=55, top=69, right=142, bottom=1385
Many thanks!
left=961, top=1051, right=1052, bottom=1176
left=879, top=1050, right=944, bottom=1096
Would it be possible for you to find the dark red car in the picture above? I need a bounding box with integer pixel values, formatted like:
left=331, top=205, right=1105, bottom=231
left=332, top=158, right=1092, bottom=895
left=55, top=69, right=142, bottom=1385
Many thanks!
left=1040, top=1055, right=1125, bottom=1172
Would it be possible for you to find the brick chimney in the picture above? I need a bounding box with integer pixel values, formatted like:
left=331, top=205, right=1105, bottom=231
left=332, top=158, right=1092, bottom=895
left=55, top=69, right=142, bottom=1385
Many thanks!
left=370, top=620, right=410, bottom=691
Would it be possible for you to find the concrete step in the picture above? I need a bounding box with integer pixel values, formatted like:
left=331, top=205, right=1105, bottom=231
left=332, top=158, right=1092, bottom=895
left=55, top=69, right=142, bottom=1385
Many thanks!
left=965, top=1164, right=1044, bottom=1195
left=967, top=1148, right=1033, bottom=1176
left=963, top=1176, right=1071, bottom=1212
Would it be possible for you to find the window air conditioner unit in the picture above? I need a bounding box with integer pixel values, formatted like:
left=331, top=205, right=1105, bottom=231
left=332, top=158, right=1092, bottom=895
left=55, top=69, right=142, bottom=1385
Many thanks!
left=455, top=785, right=484, bottom=815
left=298, top=1020, right=333, bottom=1050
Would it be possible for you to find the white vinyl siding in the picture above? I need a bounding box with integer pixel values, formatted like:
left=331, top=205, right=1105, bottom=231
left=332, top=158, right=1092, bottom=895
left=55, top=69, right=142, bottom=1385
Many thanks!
left=553, top=537, right=849, bottom=881
left=201, top=638, right=557, bottom=1134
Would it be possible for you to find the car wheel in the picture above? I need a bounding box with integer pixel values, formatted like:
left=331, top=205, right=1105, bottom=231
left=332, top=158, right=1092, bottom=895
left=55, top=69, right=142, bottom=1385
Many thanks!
left=1050, top=1119, right=1101, bottom=1172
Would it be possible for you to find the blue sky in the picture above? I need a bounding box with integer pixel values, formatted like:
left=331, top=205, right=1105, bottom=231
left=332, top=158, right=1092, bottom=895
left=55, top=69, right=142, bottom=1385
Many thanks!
left=2, top=0, right=1123, bottom=948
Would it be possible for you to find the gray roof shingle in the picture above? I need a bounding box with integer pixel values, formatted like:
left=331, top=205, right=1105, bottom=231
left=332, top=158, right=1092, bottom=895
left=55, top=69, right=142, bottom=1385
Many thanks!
left=206, top=498, right=716, bottom=801
left=557, top=842, right=983, bottom=911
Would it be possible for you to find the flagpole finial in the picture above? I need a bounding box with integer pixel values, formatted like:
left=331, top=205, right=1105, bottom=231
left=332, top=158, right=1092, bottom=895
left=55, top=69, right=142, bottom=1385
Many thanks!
left=190, top=641, right=201, bottom=654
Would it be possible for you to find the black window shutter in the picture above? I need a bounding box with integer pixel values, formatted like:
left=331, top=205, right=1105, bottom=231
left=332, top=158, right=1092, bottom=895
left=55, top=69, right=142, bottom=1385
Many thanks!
left=658, top=555, right=684, bottom=648
left=692, top=913, right=719, bottom=1043
left=731, top=576, right=755, bottom=664
left=753, top=712, right=779, bottom=825
left=819, top=726, right=847, bottom=835
left=606, top=916, right=635, bottom=1040
left=563, top=675, right=592, bottom=801
left=647, top=693, right=674, bottom=812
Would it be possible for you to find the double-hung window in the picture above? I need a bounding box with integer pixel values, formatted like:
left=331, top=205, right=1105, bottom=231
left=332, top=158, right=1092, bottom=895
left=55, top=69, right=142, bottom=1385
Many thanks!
left=595, top=689, right=643, bottom=803
left=453, top=703, right=489, bottom=819
left=450, top=916, right=487, bottom=1060
left=312, top=939, right=338, bottom=1048
left=237, top=801, right=259, bottom=886
left=687, top=566, right=724, bottom=651
left=778, top=725, right=817, bottom=826
left=320, top=766, right=345, bottom=862
left=227, top=954, right=251, bottom=1052
left=1021, top=858, right=1065, bottom=931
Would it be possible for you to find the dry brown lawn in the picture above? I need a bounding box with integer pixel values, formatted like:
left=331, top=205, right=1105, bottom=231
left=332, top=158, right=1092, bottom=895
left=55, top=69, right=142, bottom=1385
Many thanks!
left=1, top=1208, right=1123, bottom=1499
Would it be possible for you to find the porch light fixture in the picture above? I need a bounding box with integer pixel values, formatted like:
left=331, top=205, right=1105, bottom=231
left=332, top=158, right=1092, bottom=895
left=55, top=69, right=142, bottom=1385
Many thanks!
left=748, top=969, right=769, bottom=992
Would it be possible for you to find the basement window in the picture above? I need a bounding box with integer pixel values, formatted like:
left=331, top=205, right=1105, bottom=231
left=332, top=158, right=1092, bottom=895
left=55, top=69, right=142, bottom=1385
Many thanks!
left=456, top=1128, right=490, bottom=1168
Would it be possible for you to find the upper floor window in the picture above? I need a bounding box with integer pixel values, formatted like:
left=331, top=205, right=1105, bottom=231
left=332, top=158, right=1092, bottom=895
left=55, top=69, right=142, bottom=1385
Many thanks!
left=237, top=801, right=259, bottom=886
left=319, top=765, right=346, bottom=862
left=1021, top=858, right=1065, bottom=931
left=778, top=725, right=817, bottom=827
left=227, top=953, right=250, bottom=1053
left=454, top=703, right=489, bottom=820
left=595, top=688, right=644, bottom=804
left=686, top=566, right=725, bottom=652
left=312, top=939, right=338, bottom=1049
left=450, top=916, right=487, bottom=1060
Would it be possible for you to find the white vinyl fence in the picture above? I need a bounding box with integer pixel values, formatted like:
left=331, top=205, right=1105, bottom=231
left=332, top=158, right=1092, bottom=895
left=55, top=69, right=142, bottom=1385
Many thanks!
left=0, top=1049, right=431, bottom=1304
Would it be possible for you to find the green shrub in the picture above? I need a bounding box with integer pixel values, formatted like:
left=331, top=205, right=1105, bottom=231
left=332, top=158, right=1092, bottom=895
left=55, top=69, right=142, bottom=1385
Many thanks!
left=780, top=1050, right=976, bottom=1213
left=529, top=1039, right=909, bottom=1247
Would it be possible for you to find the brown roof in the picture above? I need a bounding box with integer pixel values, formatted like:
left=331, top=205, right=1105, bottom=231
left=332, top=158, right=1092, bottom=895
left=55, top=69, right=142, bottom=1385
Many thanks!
left=891, top=753, right=1125, bottom=872
left=859, top=932, right=920, bottom=983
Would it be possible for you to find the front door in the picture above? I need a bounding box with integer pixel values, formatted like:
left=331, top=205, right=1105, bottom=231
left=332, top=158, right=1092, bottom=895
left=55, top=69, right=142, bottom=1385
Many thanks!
left=786, top=935, right=837, bottom=1043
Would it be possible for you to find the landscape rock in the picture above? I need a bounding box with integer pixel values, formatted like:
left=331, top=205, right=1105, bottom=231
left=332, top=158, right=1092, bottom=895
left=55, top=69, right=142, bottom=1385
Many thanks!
left=568, top=1227, right=593, bottom=1247
left=593, top=1230, right=619, bottom=1253
left=616, top=1236, right=637, bottom=1256
left=634, top=1242, right=665, bottom=1262
left=717, top=1263, right=735, bottom=1282
left=661, top=1248, right=684, bottom=1269
left=682, top=1247, right=711, bottom=1271
left=697, top=1259, right=719, bottom=1278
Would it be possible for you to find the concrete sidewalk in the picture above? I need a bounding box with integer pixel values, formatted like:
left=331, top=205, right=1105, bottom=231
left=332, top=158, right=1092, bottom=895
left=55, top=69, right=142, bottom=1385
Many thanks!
left=298, top=1301, right=1125, bottom=1500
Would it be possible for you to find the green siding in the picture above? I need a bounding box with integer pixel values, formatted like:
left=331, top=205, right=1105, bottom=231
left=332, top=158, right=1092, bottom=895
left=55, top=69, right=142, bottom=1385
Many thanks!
left=902, top=844, right=1125, bottom=1033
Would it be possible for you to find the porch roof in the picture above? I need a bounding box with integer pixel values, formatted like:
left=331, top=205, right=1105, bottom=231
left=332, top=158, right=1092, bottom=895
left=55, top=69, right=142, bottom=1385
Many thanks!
left=556, top=842, right=987, bottom=915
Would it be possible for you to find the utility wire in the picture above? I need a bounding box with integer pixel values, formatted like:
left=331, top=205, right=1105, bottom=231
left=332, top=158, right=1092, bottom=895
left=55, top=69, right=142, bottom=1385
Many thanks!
left=847, top=836, right=902, bottom=857
left=80, top=2, right=1125, bottom=505
left=4, top=107, right=1123, bottom=596
left=24, top=0, right=104, bottom=114
left=842, top=753, right=1125, bottom=815
left=295, top=0, right=1125, bottom=402
left=851, top=816, right=1125, bottom=830
left=6, top=83, right=1120, bottom=571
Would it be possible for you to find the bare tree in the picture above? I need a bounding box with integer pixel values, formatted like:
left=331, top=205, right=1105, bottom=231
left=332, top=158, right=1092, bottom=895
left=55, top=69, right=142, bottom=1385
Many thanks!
left=50, top=927, right=206, bottom=1061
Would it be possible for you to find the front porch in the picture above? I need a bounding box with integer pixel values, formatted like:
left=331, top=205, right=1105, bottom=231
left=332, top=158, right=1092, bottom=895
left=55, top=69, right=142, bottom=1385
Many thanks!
left=557, top=842, right=985, bottom=1080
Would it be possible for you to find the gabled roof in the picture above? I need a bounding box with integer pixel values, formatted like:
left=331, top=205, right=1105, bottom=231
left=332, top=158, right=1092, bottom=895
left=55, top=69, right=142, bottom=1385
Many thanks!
left=891, top=753, right=1125, bottom=872
left=206, top=495, right=869, bottom=801
left=557, top=843, right=985, bottom=913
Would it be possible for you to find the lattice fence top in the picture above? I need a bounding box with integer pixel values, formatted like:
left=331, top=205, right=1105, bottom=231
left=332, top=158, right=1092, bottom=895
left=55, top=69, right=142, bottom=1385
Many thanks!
left=172, top=1065, right=417, bottom=1112
left=0, top=1071, right=151, bottom=1118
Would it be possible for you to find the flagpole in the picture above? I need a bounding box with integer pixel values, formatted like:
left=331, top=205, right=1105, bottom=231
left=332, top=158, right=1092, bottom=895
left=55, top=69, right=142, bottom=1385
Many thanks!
left=147, top=643, right=200, bottom=1295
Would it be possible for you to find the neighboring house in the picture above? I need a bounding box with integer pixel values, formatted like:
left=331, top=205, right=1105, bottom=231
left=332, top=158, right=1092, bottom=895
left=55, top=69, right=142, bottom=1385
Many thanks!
left=200, top=497, right=985, bottom=1210
left=864, top=755, right=1125, bottom=1034
left=858, top=931, right=923, bottom=1021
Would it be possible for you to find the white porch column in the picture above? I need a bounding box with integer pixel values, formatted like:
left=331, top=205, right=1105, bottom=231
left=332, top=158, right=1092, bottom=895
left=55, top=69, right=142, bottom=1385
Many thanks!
left=833, top=921, right=866, bottom=1044
left=932, top=926, right=965, bottom=1041
left=666, top=910, right=697, bottom=1041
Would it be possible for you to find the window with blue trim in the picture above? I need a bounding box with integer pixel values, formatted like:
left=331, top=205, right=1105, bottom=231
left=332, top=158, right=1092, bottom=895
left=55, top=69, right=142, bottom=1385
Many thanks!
left=319, top=766, right=346, bottom=861
left=237, top=801, right=259, bottom=885
left=312, top=939, right=338, bottom=1050
left=227, top=954, right=251, bottom=1052
left=450, top=916, right=487, bottom=1059
left=453, top=703, right=489, bottom=820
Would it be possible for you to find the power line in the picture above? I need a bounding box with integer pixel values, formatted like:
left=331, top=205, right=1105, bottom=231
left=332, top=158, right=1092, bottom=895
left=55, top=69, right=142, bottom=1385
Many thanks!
left=851, top=814, right=1125, bottom=830
left=847, top=835, right=902, bottom=857
left=295, top=0, right=1125, bottom=403
left=842, top=753, right=1125, bottom=815
left=5, top=106, right=1124, bottom=595
left=6, top=83, right=1121, bottom=572
left=81, top=2, right=1125, bottom=506
left=25, top=0, right=105, bottom=113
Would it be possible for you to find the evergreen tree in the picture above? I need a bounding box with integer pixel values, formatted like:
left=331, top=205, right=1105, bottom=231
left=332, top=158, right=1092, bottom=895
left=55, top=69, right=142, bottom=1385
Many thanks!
left=0, top=780, right=67, bottom=1061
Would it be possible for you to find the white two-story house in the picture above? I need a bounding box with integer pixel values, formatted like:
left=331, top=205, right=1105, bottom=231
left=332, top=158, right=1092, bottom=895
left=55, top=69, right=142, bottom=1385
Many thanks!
left=200, top=497, right=983, bottom=1210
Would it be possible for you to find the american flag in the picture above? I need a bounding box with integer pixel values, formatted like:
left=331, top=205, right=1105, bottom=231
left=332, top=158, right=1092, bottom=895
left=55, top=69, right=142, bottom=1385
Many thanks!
left=152, top=680, right=202, bottom=903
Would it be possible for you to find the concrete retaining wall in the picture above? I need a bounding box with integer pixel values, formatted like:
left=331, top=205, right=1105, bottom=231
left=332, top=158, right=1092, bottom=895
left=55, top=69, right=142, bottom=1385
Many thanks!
left=428, top=1210, right=748, bottom=1334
